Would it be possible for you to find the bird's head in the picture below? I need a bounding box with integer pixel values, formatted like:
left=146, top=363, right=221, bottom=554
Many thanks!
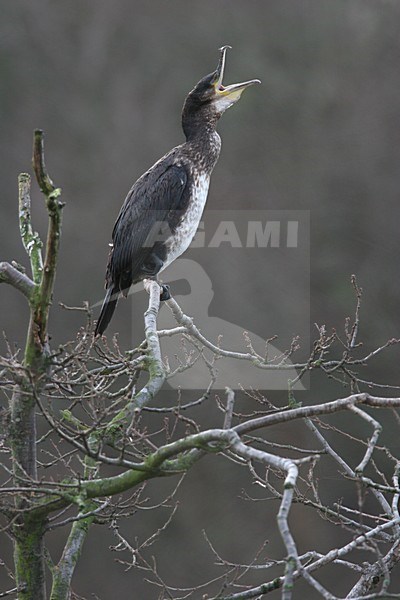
left=182, top=46, right=260, bottom=140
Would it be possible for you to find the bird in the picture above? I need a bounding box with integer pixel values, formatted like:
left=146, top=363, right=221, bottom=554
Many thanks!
left=95, top=46, right=260, bottom=336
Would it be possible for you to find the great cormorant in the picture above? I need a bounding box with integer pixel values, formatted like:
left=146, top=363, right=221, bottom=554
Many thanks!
left=95, top=46, right=260, bottom=336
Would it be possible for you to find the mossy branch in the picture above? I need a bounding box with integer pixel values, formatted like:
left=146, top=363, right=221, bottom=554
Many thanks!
left=49, top=507, right=96, bottom=600
left=32, top=129, right=64, bottom=347
left=5, top=131, right=65, bottom=366
left=50, top=445, right=99, bottom=600
left=9, top=131, right=64, bottom=600
left=18, top=173, right=43, bottom=285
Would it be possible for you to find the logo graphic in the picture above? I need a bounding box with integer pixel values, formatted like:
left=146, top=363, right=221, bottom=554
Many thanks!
left=125, top=210, right=310, bottom=391
left=157, top=258, right=306, bottom=391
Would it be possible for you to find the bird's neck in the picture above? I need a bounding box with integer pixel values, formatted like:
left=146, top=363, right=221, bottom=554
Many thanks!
left=182, top=114, right=221, bottom=173
left=185, top=128, right=221, bottom=173
left=182, top=110, right=217, bottom=138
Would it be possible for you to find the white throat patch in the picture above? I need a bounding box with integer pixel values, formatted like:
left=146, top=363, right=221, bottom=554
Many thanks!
left=213, top=89, right=243, bottom=113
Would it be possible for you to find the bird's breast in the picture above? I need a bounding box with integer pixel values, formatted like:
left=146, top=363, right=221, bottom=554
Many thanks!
left=162, top=172, right=210, bottom=269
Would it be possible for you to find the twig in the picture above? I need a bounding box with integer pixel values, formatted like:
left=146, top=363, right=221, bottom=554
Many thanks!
left=234, top=394, right=400, bottom=436
left=0, top=586, right=20, bottom=598
left=166, top=297, right=304, bottom=369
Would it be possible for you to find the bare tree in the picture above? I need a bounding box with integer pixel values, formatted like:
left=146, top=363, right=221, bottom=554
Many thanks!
left=1, top=133, right=400, bottom=599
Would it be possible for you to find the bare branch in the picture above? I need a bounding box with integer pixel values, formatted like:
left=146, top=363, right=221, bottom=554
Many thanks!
left=234, top=394, right=400, bottom=436
left=104, top=279, right=166, bottom=439
left=32, top=129, right=55, bottom=195
left=223, top=388, right=235, bottom=429
left=0, top=262, right=34, bottom=301
left=32, top=130, right=64, bottom=345
left=132, top=279, right=165, bottom=410
left=166, top=296, right=305, bottom=369
left=49, top=504, right=97, bottom=600
left=349, top=405, right=382, bottom=474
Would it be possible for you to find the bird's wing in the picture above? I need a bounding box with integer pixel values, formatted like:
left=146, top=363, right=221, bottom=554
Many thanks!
left=107, top=163, right=188, bottom=291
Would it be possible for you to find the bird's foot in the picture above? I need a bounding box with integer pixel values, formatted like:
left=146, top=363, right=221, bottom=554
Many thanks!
left=160, top=284, right=171, bottom=301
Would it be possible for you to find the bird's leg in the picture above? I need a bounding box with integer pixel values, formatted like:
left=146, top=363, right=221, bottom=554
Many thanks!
left=159, top=284, right=171, bottom=301
left=143, top=278, right=171, bottom=301
left=141, top=254, right=171, bottom=301
left=141, top=252, right=164, bottom=276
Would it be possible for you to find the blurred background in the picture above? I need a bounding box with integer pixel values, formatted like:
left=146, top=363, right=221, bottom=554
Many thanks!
left=1, top=1, right=400, bottom=597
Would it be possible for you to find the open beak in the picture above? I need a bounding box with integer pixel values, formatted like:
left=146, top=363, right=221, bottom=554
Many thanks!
left=213, top=45, right=261, bottom=99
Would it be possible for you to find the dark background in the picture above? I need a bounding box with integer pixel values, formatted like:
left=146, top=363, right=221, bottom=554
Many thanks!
left=1, top=1, right=400, bottom=597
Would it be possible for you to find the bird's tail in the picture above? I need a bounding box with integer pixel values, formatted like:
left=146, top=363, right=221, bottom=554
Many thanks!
left=95, top=286, right=119, bottom=336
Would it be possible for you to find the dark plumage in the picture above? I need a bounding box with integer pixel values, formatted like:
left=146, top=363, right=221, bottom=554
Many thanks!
left=95, top=46, right=260, bottom=336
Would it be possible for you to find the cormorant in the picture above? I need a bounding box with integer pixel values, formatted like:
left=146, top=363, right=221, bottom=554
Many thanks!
left=95, top=46, right=260, bottom=336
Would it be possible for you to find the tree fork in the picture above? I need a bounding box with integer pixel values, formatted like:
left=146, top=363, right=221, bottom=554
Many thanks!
left=10, top=130, right=64, bottom=600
